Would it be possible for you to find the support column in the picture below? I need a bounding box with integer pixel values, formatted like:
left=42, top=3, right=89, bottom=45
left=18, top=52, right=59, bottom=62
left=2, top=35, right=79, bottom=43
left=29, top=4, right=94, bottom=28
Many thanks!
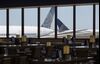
left=37, top=7, right=40, bottom=38
left=55, top=6, right=57, bottom=39
left=93, top=4, right=96, bottom=36
left=73, top=5, right=76, bottom=41
left=6, top=9, right=9, bottom=38
left=21, top=8, right=24, bottom=36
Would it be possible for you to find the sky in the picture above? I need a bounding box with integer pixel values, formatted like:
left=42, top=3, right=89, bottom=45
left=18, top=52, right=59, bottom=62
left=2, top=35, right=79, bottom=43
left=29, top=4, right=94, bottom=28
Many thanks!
left=0, top=5, right=99, bottom=30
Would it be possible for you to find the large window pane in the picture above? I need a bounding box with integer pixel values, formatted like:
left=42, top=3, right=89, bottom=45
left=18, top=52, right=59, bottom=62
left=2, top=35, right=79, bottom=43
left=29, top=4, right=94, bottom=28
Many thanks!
left=24, top=8, right=37, bottom=38
left=9, top=8, right=21, bottom=37
left=76, top=5, right=93, bottom=38
left=58, top=6, right=73, bottom=38
left=0, top=10, right=6, bottom=37
left=40, top=7, right=55, bottom=38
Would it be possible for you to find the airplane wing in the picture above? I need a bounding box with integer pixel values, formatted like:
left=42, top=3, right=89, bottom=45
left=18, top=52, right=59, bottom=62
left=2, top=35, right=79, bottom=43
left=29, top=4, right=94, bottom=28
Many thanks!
left=41, top=29, right=99, bottom=38
left=57, top=29, right=87, bottom=35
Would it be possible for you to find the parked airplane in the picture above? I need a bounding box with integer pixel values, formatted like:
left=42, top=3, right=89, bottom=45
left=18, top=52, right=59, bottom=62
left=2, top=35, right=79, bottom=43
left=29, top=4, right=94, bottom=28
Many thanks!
left=0, top=7, right=55, bottom=37
left=57, top=19, right=99, bottom=38
left=0, top=7, right=99, bottom=38
left=58, top=19, right=99, bottom=38
left=42, top=19, right=99, bottom=38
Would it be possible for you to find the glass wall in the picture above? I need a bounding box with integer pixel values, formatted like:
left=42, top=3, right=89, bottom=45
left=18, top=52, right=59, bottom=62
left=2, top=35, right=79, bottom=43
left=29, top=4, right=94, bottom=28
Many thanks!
left=24, top=8, right=37, bottom=38
left=9, top=8, right=21, bottom=37
left=0, top=4, right=99, bottom=38
left=0, top=10, right=6, bottom=37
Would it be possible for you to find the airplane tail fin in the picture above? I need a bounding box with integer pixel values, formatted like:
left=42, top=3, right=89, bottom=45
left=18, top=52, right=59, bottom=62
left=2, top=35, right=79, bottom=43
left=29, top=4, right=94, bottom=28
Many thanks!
left=41, top=7, right=69, bottom=32
left=57, top=19, right=69, bottom=32
left=41, top=7, right=55, bottom=29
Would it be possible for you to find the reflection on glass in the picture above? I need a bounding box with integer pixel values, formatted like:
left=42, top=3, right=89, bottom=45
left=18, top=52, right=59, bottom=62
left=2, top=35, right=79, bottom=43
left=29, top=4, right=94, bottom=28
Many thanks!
left=40, top=7, right=55, bottom=38
left=24, top=8, right=37, bottom=38
left=0, top=10, right=6, bottom=37
left=58, top=6, right=73, bottom=38
left=76, top=5, right=93, bottom=38
left=9, top=8, right=21, bottom=37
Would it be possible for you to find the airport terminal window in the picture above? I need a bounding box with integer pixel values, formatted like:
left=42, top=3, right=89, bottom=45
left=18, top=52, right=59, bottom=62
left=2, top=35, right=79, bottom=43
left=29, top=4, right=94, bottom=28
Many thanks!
left=40, top=7, right=55, bottom=38
left=58, top=6, right=73, bottom=38
left=9, top=8, right=21, bottom=37
left=76, top=5, right=93, bottom=38
left=24, top=8, right=37, bottom=38
left=0, top=10, right=6, bottom=37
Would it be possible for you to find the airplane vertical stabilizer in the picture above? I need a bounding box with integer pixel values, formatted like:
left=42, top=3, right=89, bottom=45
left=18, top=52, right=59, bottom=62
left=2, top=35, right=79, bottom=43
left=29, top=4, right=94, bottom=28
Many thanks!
left=57, top=19, right=69, bottom=32
left=41, top=7, right=55, bottom=29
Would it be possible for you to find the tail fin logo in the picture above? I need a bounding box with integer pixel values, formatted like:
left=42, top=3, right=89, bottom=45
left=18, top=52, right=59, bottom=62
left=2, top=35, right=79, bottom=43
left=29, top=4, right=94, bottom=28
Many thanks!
left=57, top=19, right=69, bottom=32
